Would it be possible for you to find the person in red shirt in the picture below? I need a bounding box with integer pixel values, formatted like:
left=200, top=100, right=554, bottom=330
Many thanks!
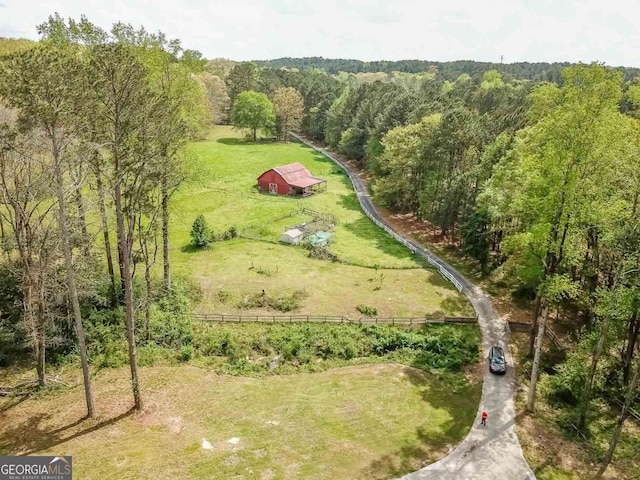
left=481, top=411, right=488, bottom=426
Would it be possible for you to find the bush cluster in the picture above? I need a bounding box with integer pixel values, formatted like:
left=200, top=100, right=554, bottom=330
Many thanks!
left=192, top=323, right=479, bottom=374
left=356, top=304, right=378, bottom=317
left=235, top=290, right=308, bottom=312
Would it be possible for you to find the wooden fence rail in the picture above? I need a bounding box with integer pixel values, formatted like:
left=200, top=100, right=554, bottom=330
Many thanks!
left=191, top=313, right=478, bottom=326
left=507, top=321, right=564, bottom=349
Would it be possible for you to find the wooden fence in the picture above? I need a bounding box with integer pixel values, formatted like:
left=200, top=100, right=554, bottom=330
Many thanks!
left=191, top=313, right=478, bottom=326
left=507, top=321, right=564, bottom=349
left=288, top=132, right=465, bottom=293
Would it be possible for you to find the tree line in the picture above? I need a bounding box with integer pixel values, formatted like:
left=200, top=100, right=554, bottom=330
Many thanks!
left=217, top=59, right=640, bottom=473
left=245, top=61, right=639, bottom=476
left=0, top=14, right=210, bottom=416
left=253, top=56, right=640, bottom=83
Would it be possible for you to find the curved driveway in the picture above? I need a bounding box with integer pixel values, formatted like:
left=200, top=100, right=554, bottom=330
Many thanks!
left=291, top=133, right=535, bottom=480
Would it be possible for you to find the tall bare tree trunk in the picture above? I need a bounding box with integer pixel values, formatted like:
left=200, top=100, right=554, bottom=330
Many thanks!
left=73, top=164, right=90, bottom=256
left=527, top=303, right=549, bottom=412
left=23, top=281, right=46, bottom=388
left=623, top=310, right=639, bottom=385
left=596, top=361, right=640, bottom=478
left=161, top=180, right=170, bottom=291
left=36, top=274, right=47, bottom=388
left=114, top=179, right=143, bottom=411
left=528, top=294, right=542, bottom=357
left=96, top=168, right=118, bottom=307
left=53, top=153, right=95, bottom=418
left=577, top=316, right=609, bottom=431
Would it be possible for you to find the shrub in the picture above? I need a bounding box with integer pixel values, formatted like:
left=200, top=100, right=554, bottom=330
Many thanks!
left=190, top=215, right=213, bottom=247
left=216, top=225, right=238, bottom=241
left=235, top=289, right=308, bottom=312
left=137, top=345, right=176, bottom=367
left=192, top=323, right=480, bottom=375
left=149, top=286, right=193, bottom=348
left=180, top=345, right=194, bottom=362
left=356, top=304, right=378, bottom=317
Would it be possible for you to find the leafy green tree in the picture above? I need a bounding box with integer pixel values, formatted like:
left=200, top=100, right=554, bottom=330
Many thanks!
left=180, top=49, right=205, bottom=72
left=272, top=87, right=304, bottom=141
left=462, top=210, right=491, bottom=274
left=0, top=42, right=96, bottom=417
left=87, top=42, right=163, bottom=411
left=190, top=215, right=213, bottom=247
left=226, top=62, right=258, bottom=105
left=205, top=57, right=235, bottom=79
left=484, top=64, right=630, bottom=411
left=231, top=90, right=275, bottom=141
left=200, top=72, right=230, bottom=124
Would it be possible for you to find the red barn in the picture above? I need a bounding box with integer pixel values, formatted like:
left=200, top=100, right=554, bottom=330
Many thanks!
left=257, top=163, right=327, bottom=197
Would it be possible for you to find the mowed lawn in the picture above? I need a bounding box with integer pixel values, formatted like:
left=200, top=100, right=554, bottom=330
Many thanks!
left=0, top=364, right=481, bottom=479
left=170, top=127, right=472, bottom=317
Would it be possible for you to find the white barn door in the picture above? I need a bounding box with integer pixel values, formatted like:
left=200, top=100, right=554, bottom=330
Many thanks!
left=269, top=183, right=278, bottom=194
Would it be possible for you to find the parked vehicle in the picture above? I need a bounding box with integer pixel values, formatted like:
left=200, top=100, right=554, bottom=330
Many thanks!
left=488, top=345, right=506, bottom=374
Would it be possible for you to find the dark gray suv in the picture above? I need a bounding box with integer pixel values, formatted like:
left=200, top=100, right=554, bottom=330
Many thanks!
left=488, top=345, right=506, bottom=374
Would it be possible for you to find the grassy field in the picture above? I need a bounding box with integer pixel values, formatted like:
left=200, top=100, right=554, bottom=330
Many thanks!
left=167, top=126, right=472, bottom=317
left=0, top=364, right=481, bottom=479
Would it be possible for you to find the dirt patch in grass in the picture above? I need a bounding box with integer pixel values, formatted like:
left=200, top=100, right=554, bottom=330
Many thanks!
left=0, top=363, right=481, bottom=480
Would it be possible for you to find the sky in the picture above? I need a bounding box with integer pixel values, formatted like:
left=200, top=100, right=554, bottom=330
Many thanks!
left=1, top=0, right=639, bottom=67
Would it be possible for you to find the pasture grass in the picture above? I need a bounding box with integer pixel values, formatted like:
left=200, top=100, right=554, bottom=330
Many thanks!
left=0, top=363, right=481, bottom=479
left=168, top=127, right=472, bottom=317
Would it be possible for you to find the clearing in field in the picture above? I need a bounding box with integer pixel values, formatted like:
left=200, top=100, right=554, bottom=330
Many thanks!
left=171, top=126, right=472, bottom=318
left=0, top=364, right=481, bottom=480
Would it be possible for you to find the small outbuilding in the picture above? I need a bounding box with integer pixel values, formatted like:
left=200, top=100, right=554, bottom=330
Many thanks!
left=280, top=228, right=305, bottom=245
left=257, top=163, right=327, bottom=197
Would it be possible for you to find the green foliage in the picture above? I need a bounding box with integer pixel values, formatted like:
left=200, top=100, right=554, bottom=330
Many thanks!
left=179, top=345, right=194, bottom=362
left=235, top=289, right=308, bottom=312
left=215, top=225, right=237, bottom=241
left=256, top=57, right=640, bottom=86
left=0, top=262, right=25, bottom=366
left=149, top=285, right=193, bottom=348
left=356, top=304, right=378, bottom=317
left=192, top=323, right=480, bottom=374
left=461, top=210, right=491, bottom=274
left=226, top=62, right=258, bottom=104
left=190, top=214, right=213, bottom=247
left=0, top=37, right=36, bottom=56
left=84, top=309, right=127, bottom=369
left=230, top=90, right=275, bottom=141
left=272, top=86, right=304, bottom=141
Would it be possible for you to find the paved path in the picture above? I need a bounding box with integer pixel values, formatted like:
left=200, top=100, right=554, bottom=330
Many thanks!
left=292, top=134, right=535, bottom=480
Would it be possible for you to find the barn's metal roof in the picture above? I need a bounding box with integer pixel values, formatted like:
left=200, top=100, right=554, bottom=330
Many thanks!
left=271, top=163, right=325, bottom=188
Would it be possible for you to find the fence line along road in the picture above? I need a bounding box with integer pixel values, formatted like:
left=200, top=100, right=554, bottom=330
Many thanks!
left=289, top=133, right=464, bottom=292
left=290, top=132, right=536, bottom=480
left=191, top=313, right=478, bottom=326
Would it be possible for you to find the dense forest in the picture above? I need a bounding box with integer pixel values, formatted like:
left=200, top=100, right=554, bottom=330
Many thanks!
left=254, top=56, right=640, bottom=83
left=2, top=14, right=640, bottom=476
